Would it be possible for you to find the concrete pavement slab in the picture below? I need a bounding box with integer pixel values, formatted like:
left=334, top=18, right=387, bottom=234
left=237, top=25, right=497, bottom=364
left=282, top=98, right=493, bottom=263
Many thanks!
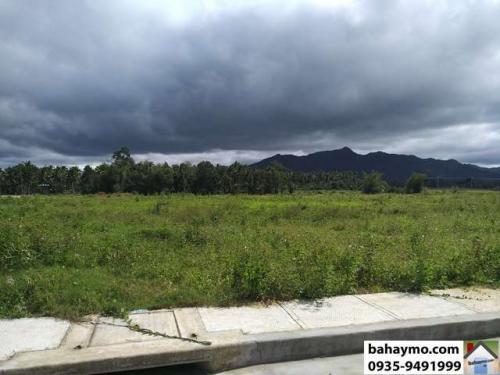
left=131, top=310, right=180, bottom=337
left=281, top=295, right=395, bottom=329
left=198, top=304, right=301, bottom=334
left=90, top=311, right=178, bottom=346
left=357, top=292, right=477, bottom=319
left=90, top=317, right=153, bottom=346
left=431, top=288, right=500, bottom=313
left=60, top=322, right=94, bottom=349
left=0, top=318, right=70, bottom=361
left=175, top=308, right=207, bottom=339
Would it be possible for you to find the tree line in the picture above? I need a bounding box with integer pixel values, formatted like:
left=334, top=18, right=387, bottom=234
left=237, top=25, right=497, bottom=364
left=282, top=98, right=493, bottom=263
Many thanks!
left=0, top=147, right=363, bottom=195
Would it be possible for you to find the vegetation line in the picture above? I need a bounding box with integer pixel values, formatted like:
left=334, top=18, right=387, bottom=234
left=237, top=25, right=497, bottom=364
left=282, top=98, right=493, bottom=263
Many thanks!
left=0, top=147, right=361, bottom=195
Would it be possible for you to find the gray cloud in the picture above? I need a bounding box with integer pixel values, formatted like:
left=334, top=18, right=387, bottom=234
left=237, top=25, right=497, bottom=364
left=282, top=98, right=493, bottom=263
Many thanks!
left=1, top=0, right=500, bottom=167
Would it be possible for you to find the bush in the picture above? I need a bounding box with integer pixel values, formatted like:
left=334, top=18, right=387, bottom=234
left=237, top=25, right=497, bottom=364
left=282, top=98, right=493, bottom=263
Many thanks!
left=0, top=225, right=33, bottom=270
left=229, top=250, right=269, bottom=300
left=405, top=173, right=427, bottom=194
left=362, top=171, right=388, bottom=194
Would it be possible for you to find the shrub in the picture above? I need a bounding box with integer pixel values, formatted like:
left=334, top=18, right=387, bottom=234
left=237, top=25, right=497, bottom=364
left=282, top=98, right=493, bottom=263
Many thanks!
left=405, top=173, right=427, bottom=194
left=362, top=171, right=388, bottom=194
left=0, top=225, right=33, bottom=270
left=408, top=232, right=429, bottom=292
left=229, top=250, right=269, bottom=300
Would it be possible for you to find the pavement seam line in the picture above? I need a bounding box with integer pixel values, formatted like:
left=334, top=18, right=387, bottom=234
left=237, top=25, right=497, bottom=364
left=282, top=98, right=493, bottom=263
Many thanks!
left=86, top=318, right=99, bottom=347
left=192, top=308, right=209, bottom=335
left=84, top=322, right=96, bottom=348
left=428, top=293, right=482, bottom=313
left=58, top=323, right=73, bottom=349
left=353, top=295, right=401, bottom=320
left=196, top=307, right=208, bottom=332
left=172, top=310, right=182, bottom=338
left=277, top=302, right=305, bottom=329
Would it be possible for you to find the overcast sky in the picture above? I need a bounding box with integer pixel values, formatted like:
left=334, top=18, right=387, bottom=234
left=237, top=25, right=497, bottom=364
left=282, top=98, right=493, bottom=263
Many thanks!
left=1, top=0, right=500, bottom=168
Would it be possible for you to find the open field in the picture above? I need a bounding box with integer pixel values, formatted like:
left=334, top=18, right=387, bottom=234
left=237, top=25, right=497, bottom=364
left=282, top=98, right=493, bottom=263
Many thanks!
left=1, top=191, right=499, bottom=319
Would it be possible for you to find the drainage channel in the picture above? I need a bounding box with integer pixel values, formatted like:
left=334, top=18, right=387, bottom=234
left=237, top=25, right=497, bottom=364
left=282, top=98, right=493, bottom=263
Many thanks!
left=97, top=362, right=210, bottom=375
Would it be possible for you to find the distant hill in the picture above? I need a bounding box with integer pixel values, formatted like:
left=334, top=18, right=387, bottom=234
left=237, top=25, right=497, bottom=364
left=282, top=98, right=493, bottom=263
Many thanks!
left=252, top=147, right=500, bottom=182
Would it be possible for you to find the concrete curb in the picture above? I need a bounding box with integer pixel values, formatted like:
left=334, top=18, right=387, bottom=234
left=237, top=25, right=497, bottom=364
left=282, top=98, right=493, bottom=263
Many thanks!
left=1, top=312, right=499, bottom=374
left=0, top=339, right=212, bottom=375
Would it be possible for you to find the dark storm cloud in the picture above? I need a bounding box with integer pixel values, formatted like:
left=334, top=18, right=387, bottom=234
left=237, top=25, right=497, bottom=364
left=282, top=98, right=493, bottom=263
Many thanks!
left=1, top=0, right=500, bottom=167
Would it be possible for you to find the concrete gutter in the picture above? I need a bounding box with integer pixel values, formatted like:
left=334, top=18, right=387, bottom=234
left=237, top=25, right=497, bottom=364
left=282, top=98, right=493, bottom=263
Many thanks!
left=2, top=312, right=500, bottom=374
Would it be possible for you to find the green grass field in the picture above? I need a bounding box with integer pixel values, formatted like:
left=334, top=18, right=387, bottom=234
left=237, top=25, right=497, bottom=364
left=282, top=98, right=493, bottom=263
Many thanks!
left=1, top=191, right=499, bottom=320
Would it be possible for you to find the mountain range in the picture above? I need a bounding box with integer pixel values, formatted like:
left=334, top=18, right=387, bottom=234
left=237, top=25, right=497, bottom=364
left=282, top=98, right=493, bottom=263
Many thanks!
left=253, top=147, right=500, bottom=182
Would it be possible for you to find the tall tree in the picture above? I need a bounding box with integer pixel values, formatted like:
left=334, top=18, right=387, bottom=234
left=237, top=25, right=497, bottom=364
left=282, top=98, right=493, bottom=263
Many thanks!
left=81, top=165, right=97, bottom=194
left=111, top=146, right=135, bottom=192
left=67, top=166, right=81, bottom=193
left=173, top=163, right=195, bottom=193
left=194, top=161, right=217, bottom=194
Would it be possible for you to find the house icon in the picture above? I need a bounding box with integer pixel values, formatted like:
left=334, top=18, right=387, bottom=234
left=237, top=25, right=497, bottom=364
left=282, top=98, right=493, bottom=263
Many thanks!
left=464, top=341, right=499, bottom=375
